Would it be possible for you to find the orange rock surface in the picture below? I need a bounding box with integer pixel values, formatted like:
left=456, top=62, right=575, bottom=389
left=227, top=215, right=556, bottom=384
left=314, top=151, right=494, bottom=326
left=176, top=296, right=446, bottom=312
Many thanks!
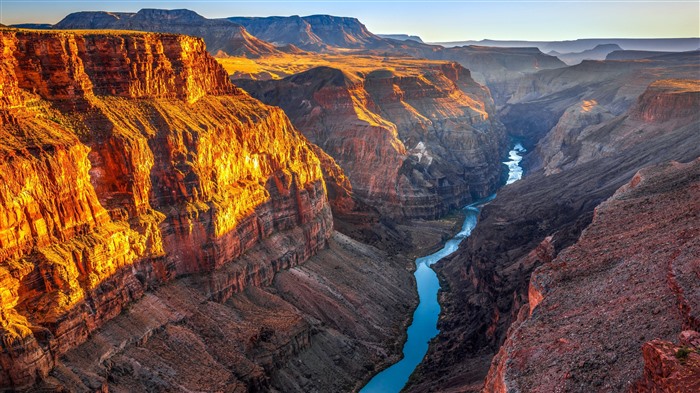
left=236, top=60, right=506, bottom=218
left=0, top=28, right=332, bottom=389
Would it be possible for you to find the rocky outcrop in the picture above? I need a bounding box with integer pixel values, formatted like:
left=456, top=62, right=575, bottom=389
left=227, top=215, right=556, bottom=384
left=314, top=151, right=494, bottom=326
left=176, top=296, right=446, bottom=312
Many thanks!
left=537, top=79, right=700, bottom=174
left=0, top=28, right=333, bottom=390
left=32, top=231, right=418, bottom=392
left=501, top=51, right=700, bottom=150
left=54, top=9, right=281, bottom=57
left=237, top=62, right=507, bottom=219
left=405, top=76, right=700, bottom=392
left=631, top=79, right=700, bottom=123
left=11, top=29, right=233, bottom=102
left=632, top=330, right=700, bottom=392
left=482, top=159, right=700, bottom=392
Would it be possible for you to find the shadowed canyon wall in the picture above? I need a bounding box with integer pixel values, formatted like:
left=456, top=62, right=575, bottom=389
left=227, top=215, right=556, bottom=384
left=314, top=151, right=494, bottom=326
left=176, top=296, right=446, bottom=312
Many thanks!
left=237, top=62, right=507, bottom=219
left=406, top=77, right=700, bottom=392
left=484, top=158, right=700, bottom=392
left=0, top=29, right=333, bottom=389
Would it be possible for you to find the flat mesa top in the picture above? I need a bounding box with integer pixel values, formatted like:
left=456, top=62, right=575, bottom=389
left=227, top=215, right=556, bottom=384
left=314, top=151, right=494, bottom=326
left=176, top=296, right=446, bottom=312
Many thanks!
left=217, top=53, right=466, bottom=80
left=648, top=78, right=700, bottom=93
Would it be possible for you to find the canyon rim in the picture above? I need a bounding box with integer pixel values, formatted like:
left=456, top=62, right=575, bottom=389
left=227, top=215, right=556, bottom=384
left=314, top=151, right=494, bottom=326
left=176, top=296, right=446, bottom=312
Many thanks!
left=1, top=2, right=699, bottom=393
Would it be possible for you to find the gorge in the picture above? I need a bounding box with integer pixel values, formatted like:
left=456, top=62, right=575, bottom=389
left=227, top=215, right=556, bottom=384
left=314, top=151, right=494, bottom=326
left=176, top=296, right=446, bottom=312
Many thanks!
left=361, top=144, right=525, bottom=393
left=0, top=6, right=699, bottom=393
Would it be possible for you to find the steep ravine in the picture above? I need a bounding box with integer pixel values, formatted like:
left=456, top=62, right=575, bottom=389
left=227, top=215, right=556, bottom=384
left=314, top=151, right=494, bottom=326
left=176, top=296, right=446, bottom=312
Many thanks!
left=405, top=78, right=700, bottom=392
left=0, top=27, right=474, bottom=393
left=484, top=158, right=700, bottom=392
left=362, top=144, right=525, bottom=393
left=237, top=63, right=508, bottom=220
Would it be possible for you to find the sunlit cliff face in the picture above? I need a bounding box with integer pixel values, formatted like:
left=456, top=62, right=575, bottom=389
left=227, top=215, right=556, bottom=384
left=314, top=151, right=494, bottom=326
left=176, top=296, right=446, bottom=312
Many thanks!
left=233, top=58, right=505, bottom=219
left=0, top=28, right=332, bottom=388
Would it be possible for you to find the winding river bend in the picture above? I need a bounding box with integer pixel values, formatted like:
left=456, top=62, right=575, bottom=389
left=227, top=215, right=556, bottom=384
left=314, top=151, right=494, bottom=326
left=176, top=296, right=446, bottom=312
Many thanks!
left=360, top=143, right=526, bottom=393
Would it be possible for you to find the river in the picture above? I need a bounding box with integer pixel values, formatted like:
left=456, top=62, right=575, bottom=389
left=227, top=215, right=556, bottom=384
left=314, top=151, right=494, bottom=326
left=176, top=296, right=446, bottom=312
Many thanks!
left=360, top=143, right=526, bottom=393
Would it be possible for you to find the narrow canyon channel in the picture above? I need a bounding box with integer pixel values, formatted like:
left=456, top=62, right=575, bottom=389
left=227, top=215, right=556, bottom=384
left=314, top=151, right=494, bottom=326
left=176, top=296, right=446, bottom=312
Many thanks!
left=360, top=143, right=526, bottom=393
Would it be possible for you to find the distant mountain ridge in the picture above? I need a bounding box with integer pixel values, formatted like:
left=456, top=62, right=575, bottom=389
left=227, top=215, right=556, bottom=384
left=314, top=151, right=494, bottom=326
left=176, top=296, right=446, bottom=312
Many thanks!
left=434, top=38, right=700, bottom=53
left=47, top=9, right=566, bottom=103
left=553, top=43, right=623, bottom=65
left=378, top=34, right=424, bottom=43
left=54, top=8, right=280, bottom=57
left=605, top=49, right=677, bottom=61
left=227, top=15, right=387, bottom=51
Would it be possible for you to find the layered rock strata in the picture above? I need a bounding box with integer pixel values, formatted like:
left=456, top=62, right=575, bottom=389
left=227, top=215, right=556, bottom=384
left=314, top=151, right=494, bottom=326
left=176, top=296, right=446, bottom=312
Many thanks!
left=238, top=63, right=507, bottom=219
left=54, top=9, right=280, bottom=57
left=35, top=231, right=419, bottom=392
left=501, top=51, right=700, bottom=151
left=0, top=28, right=332, bottom=389
left=226, top=15, right=566, bottom=92
left=537, top=79, right=700, bottom=175
left=484, top=159, right=700, bottom=392
left=405, top=79, right=700, bottom=392
left=54, top=10, right=565, bottom=107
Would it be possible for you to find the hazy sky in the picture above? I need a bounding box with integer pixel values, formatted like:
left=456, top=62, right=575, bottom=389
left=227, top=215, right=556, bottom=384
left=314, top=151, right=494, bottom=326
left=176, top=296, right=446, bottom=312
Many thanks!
left=1, top=0, right=698, bottom=42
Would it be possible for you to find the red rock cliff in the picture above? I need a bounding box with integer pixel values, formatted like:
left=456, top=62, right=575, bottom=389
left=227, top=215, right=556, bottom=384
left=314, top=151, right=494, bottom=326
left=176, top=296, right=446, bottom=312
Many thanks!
left=0, top=28, right=332, bottom=389
left=631, top=330, right=700, bottom=392
left=537, top=79, right=700, bottom=174
left=237, top=62, right=507, bottom=219
left=483, top=159, right=700, bottom=392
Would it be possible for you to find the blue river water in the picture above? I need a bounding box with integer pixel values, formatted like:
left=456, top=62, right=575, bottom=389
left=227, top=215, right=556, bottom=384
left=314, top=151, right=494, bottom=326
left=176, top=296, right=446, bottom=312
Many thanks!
left=360, top=143, right=526, bottom=393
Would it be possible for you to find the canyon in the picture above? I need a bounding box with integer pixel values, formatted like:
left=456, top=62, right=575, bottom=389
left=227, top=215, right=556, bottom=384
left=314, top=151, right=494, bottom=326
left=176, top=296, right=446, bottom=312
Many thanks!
left=1, top=9, right=699, bottom=393
left=52, top=9, right=567, bottom=99
left=483, top=158, right=700, bottom=392
left=406, top=77, right=700, bottom=392
left=0, top=27, right=413, bottom=391
left=235, top=61, right=507, bottom=219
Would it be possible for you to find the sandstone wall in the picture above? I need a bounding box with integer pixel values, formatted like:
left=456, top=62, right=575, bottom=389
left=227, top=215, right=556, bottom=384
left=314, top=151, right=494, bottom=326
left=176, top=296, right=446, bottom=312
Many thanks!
left=0, top=29, right=332, bottom=389
left=238, top=62, right=507, bottom=219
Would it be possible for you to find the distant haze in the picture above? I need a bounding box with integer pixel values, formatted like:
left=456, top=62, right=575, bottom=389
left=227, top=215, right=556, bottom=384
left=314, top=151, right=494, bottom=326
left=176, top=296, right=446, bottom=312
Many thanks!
left=1, top=0, right=698, bottom=42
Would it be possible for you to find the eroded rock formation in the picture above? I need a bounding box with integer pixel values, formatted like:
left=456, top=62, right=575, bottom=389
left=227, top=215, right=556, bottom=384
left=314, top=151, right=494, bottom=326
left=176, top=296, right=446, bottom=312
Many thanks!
left=54, top=9, right=280, bottom=58
left=53, top=10, right=566, bottom=107
left=406, top=78, right=700, bottom=392
left=39, top=231, right=420, bottom=392
left=238, top=62, right=507, bottom=219
left=537, top=79, right=700, bottom=174
left=632, top=330, right=700, bottom=392
left=484, top=159, right=700, bottom=392
left=0, top=28, right=332, bottom=389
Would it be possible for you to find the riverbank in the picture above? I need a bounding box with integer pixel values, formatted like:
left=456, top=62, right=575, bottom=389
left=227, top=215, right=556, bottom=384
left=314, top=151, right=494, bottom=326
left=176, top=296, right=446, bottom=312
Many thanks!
left=360, top=145, right=526, bottom=393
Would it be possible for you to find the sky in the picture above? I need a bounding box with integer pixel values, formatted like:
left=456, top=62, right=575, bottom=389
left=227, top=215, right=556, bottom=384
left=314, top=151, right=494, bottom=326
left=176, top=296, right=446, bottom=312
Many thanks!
left=0, top=0, right=698, bottom=42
